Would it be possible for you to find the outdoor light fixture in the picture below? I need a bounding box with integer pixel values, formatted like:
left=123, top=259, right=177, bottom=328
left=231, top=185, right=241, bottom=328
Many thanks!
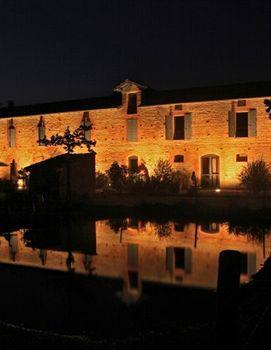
left=215, top=188, right=221, bottom=193
left=17, top=179, right=24, bottom=190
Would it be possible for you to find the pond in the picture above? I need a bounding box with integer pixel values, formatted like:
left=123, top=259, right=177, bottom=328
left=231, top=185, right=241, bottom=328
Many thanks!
left=0, top=217, right=269, bottom=339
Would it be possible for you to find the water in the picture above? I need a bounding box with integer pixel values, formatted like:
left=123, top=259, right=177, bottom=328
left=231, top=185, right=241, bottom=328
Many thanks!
left=0, top=218, right=269, bottom=337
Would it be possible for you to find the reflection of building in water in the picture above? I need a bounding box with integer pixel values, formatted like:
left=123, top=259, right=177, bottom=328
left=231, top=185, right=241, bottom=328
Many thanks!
left=0, top=220, right=269, bottom=291
left=9, top=233, right=18, bottom=262
left=95, top=220, right=270, bottom=289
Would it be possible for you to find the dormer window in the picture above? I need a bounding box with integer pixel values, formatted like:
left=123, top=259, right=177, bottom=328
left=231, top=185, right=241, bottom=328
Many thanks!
left=127, top=93, right=137, bottom=114
left=113, top=79, right=146, bottom=113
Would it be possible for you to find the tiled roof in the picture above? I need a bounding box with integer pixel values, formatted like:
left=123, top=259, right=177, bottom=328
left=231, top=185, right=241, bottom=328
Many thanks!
left=0, top=80, right=270, bottom=118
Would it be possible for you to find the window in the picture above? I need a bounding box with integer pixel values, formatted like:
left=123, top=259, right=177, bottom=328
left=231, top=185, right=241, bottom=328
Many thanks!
left=237, top=100, right=246, bottom=107
left=126, top=118, right=137, bottom=141
left=127, top=93, right=137, bottom=114
left=236, top=112, right=248, bottom=137
left=37, top=116, right=46, bottom=145
left=229, top=109, right=256, bottom=138
left=173, top=116, right=185, bottom=140
left=127, top=243, right=138, bottom=268
left=81, top=111, right=91, bottom=141
left=8, top=119, right=16, bottom=148
left=201, top=223, right=220, bottom=233
left=174, top=154, right=184, bottom=163
left=166, top=247, right=192, bottom=273
left=128, top=217, right=139, bottom=228
left=128, top=271, right=139, bottom=289
left=175, top=104, right=182, bottom=110
left=236, top=154, right=248, bottom=162
left=165, top=113, right=192, bottom=140
left=174, top=248, right=185, bottom=269
left=128, top=156, right=138, bottom=173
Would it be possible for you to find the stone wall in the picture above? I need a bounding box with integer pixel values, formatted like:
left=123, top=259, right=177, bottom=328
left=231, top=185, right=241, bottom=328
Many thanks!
left=0, top=93, right=270, bottom=187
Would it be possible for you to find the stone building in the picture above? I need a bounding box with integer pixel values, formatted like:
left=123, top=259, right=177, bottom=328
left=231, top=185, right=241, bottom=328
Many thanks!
left=0, top=79, right=271, bottom=188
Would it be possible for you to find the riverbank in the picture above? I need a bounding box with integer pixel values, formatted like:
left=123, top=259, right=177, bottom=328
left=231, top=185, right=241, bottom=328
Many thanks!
left=1, top=190, right=271, bottom=229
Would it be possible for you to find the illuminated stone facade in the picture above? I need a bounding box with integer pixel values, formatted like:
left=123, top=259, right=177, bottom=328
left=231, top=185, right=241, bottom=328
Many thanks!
left=0, top=80, right=271, bottom=188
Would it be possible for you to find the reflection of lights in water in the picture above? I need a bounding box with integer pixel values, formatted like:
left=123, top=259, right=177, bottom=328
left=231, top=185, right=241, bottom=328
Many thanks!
left=215, top=188, right=221, bottom=193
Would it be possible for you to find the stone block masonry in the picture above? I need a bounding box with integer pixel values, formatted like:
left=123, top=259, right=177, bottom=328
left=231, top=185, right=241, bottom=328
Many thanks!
left=0, top=79, right=270, bottom=188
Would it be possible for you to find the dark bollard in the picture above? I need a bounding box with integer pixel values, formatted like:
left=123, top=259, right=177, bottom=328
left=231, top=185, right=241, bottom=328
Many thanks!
left=216, top=250, right=242, bottom=349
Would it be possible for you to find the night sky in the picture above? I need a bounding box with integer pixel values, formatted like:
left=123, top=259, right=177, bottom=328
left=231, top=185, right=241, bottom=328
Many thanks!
left=0, top=0, right=270, bottom=105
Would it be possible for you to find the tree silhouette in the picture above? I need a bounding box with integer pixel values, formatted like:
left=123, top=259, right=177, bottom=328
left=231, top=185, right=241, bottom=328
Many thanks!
left=40, top=125, right=96, bottom=200
left=41, top=125, right=96, bottom=153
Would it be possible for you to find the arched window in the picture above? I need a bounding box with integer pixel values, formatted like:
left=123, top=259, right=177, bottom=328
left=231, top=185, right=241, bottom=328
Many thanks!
left=81, top=111, right=91, bottom=141
left=37, top=116, right=46, bottom=145
left=8, top=119, right=16, bottom=148
left=128, top=156, right=138, bottom=173
left=174, top=154, right=184, bottom=163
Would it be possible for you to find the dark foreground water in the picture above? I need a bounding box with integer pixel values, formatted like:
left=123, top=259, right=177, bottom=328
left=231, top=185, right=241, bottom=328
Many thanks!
left=0, top=217, right=269, bottom=339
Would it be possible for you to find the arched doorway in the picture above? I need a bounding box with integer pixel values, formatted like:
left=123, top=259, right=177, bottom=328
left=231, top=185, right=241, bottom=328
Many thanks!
left=201, top=155, right=220, bottom=188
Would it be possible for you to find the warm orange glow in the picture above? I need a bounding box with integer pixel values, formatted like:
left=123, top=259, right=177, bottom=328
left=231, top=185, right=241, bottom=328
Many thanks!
left=17, top=178, right=24, bottom=190
left=0, top=82, right=268, bottom=188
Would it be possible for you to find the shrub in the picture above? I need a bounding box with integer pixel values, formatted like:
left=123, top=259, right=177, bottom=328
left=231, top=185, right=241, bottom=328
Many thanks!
left=125, top=173, right=147, bottom=192
left=0, top=179, right=16, bottom=193
left=95, top=171, right=109, bottom=192
left=106, top=161, right=128, bottom=192
left=153, top=159, right=173, bottom=182
left=153, top=222, right=172, bottom=239
left=238, top=159, right=271, bottom=193
left=151, top=159, right=190, bottom=193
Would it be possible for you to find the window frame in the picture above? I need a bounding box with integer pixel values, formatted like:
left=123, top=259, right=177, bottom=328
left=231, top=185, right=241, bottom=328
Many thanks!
left=235, top=112, right=249, bottom=138
left=127, top=93, right=137, bottom=115
left=126, top=118, right=138, bottom=142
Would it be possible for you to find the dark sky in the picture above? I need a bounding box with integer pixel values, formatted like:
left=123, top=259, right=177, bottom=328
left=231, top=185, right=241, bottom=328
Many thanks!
left=0, top=0, right=270, bottom=105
